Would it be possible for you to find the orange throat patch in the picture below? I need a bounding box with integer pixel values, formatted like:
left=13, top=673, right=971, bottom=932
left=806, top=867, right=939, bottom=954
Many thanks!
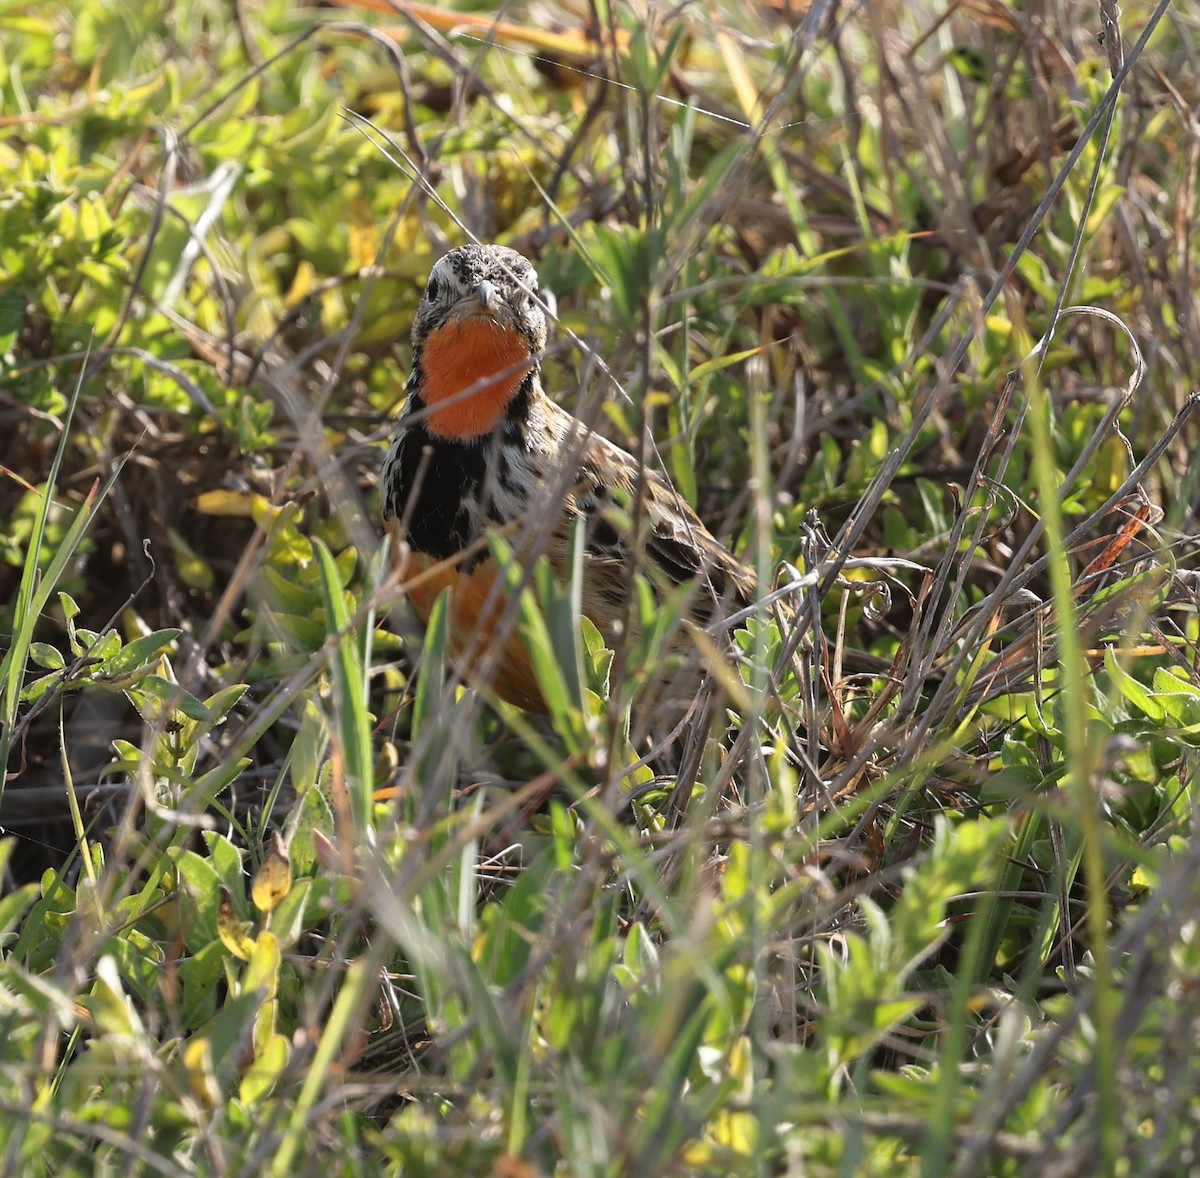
left=419, top=317, right=534, bottom=441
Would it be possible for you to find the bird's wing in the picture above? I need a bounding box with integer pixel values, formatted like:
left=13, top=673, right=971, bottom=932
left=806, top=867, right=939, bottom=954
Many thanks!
left=569, top=427, right=756, bottom=611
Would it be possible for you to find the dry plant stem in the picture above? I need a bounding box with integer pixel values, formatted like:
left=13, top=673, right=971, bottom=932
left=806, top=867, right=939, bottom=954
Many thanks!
left=604, top=80, right=659, bottom=789
left=826, top=389, right=1177, bottom=840
left=894, top=307, right=1149, bottom=749
left=376, top=5, right=599, bottom=211
left=952, top=818, right=1200, bottom=1176
left=87, top=125, right=178, bottom=374
left=975, top=395, right=1190, bottom=616
left=829, top=0, right=1168, bottom=602
left=960, top=394, right=1198, bottom=711
left=156, top=199, right=242, bottom=343
left=901, top=340, right=1023, bottom=708
left=664, top=690, right=717, bottom=818
left=11, top=346, right=219, bottom=415
left=622, top=686, right=708, bottom=786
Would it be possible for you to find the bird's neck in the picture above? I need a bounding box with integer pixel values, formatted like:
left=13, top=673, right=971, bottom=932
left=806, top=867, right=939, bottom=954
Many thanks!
left=412, top=317, right=539, bottom=442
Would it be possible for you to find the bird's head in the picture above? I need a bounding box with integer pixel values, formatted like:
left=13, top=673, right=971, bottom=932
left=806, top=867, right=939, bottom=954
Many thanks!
left=410, top=244, right=548, bottom=441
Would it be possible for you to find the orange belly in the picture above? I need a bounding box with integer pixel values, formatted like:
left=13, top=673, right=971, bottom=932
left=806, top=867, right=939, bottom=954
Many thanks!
left=397, top=548, right=548, bottom=713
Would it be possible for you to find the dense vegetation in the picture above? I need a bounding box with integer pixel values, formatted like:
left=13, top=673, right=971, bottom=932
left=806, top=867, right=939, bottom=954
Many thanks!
left=2, top=1, right=1199, bottom=1173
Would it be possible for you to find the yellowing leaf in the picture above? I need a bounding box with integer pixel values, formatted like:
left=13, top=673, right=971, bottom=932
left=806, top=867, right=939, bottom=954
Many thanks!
left=183, top=1037, right=221, bottom=1109
left=243, top=929, right=281, bottom=999
left=251, top=833, right=292, bottom=915
left=689, top=345, right=766, bottom=384
left=195, top=489, right=262, bottom=518
left=716, top=27, right=762, bottom=124
left=346, top=199, right=378, bottom=269
left=240, top=1030, right=289, bottom=1105
left=284, top=259, right=319, bottom=309
left=1085, top=183, right=1126, bottom=238
left=167, top=527, right=215, bottom=591
left=217, top=888, right=256, bottom=961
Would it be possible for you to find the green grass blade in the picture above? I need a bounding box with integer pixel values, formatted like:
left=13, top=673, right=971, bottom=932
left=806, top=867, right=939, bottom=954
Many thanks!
left=313, top=538, right=373, bottom=832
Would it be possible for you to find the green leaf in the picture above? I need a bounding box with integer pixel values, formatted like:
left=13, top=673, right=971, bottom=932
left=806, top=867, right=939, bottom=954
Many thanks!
left=0, top=841, right=38, bottom=939
left=19, top=670, right=65, bottom=704
left=170, top=849, right=222, bottom=950
left=204, top=834, right=247, bottom=907
left=177, top=940, right=226, bottom=1027
left=264, top=878, right=313, bottom=950
left=0, top=961, right=79, bottom=1027
left=412, top=587, right=450, bottom=739
left=288, top=701, right=326, bottom=796
left=313, top=539, right=372, bottom=828
left=28, top=643, right=65, bottom=670
left=1151, top=667, right=1200, bottom=728
left=99, top=629, right=181, bottom=681
left=1104, top=647, right=1164, bottom=723
left=189, top=756, right=252, bottom=810
left=88, top=956, right=144, bottom=1038
left=200, top=684, right=248, bottom=726
left=241, top=1030, right=289, bottom=1105
left=125, top=675, right=212, bottom=723
left=686, top=345, right=764, bottom=385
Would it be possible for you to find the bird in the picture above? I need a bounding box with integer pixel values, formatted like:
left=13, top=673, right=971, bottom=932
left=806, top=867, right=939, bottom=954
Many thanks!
left=380, top=243, right=755, bottom=712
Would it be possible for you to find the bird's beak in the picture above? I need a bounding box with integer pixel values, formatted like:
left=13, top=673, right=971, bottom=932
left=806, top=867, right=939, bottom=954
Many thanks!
left=475, top=280, right=498, bottom=311
left=451, top=279, right=504, bottom=322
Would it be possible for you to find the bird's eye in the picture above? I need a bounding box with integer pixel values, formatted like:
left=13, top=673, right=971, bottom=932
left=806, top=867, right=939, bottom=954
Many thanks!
left=426, top=277, right=440, bottom=300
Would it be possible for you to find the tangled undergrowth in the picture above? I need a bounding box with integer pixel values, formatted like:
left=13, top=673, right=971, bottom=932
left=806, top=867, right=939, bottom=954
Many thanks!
left=3, top=1, right=1200, bottom=1174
